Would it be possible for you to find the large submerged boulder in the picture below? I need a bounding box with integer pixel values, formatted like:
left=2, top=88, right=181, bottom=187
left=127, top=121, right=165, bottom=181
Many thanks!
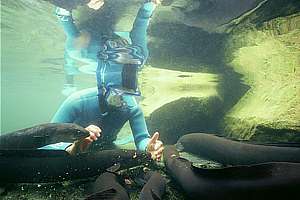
left=221, top=1, right=300, bottom=142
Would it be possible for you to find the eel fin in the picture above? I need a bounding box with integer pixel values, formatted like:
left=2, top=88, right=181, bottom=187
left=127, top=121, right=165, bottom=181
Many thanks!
left=85, top=188, right=118, bottom=200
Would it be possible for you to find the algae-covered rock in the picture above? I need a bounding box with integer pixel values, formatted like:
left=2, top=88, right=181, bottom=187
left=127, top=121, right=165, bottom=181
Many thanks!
left=147, top=96, right=223, bottom=144
left=221, top=6, right=300, bottom=141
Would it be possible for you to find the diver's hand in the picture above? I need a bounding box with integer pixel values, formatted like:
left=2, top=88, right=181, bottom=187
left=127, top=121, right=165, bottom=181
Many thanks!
left=151, top=0, right=162, bottom=5
left=84, top=124, right=101, bottom=143
left=147, top=132, right=164, bottom=161
left=66, top=125, right=101, bottom=155
left=87, top=0, right=105, bottom=10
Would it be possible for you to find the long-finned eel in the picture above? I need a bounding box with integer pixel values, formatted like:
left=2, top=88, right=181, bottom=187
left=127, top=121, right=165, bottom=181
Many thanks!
left=176, top=133, right=300, bottom=165
left=0, top=149, right=151, bottom=183
left=164, top=145, right=300, bottom=200
left=0, top=123, right=89, bottom=149
left=85, top=164, right=129, bottom=200
left=139, top=171, right=166, bottom=200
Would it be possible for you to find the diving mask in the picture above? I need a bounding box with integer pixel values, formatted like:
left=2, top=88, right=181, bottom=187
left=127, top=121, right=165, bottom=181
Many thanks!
left=105, top=87, right=140, bottom=108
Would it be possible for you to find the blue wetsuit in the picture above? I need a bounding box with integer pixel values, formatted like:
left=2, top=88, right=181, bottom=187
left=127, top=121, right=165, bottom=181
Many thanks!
left=43, top=2, right=156, bottom=152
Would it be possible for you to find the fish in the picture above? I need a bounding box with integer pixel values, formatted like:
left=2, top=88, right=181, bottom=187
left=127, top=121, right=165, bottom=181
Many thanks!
left=168, top=0, right=268, bottom=32
left=176, top=133, right=300, bottom=165
left=85, top=164, right=129, bottom=200
left=0, top=123, right=89, bottom=149
left=139, top=171, right=166, bottom=200
left=164, top=145, right=300, bottom=200
left=0, top=149, right=151, bottom=183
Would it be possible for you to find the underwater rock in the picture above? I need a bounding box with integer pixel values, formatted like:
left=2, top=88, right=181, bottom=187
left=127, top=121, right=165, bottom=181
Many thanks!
left=147, top=96, right=223, bottom=144
left=221, top=8, right=300, bottom=142
left=166, top=0, right=268, bottom=32
left=112, top=0, right=269, bottom=33
left=0, top=123, right=89, bottom=149
left=177, top=133, right=300, bottom=165
left=164, top=145, right=300, bottom=200
left=0, top=149, right=150, bottom=183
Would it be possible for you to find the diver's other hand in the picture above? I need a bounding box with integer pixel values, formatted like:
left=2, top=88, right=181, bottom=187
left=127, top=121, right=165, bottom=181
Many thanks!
left=66, top=125, right=101, bottom=155
left=150, top=0, right=161, bottom=5
left=147, top=132, right=164, bottom=161
left=87, top=0, right=105, bottom=10
left=55, top=7, right=71, bottom=17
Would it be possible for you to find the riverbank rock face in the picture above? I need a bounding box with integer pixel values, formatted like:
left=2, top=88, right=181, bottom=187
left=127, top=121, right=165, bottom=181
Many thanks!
left=221, top=2, right=300, bottom=142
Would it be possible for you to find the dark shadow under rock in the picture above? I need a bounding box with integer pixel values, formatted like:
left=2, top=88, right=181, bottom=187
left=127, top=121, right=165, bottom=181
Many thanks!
left=146, top=96, right=224, bottom=144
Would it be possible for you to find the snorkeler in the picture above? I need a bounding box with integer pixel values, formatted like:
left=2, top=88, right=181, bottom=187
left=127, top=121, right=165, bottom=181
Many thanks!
left=43, top=0, right=164, bottom=161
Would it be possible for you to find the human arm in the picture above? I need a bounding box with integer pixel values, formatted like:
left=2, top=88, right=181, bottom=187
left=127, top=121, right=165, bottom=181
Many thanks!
left=129, top=106, right=164, bottom=160
left=130, top=1, right=160, bottom=62
left=55, top=7, right=80, bottom=39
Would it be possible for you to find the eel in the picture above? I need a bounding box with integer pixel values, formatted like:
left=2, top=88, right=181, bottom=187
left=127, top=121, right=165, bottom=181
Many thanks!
left=139, top=171, right=166, bottom=200
left=85, top=164, right=129, bottom=200
left=0, top=123, right=89, bottom=149
left=0, top=149, right=150, bottom=183
left=164, top=145, right=300, bottom=200
left=176, top=133, right=300, bottom=165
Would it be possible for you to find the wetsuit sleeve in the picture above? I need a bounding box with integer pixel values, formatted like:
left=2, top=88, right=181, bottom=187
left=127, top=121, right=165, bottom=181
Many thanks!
left=64, top=50, right=78, bottom=75
left=51, top=94, right=80, bottom=123
left=57, top=13, right=80, bottom=39
left=56, top=9, right=80, bottom=76
left=130, top=2, right=156, bottom=62
left=129, top=107, right=150, bottom=151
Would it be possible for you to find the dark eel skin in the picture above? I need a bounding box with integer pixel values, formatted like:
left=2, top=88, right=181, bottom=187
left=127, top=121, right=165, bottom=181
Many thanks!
left=0, top=123, right=89, bottom=149
left=176, top=133, right=300, bottom=165
left=139, top=171, right=166, bottom=200
left=0, top=149, right=150, bottom=183
left=164, top=145, right=300, bottom=200
left=86, top=168, right=166, bottom=200
left=85, top=164, right=129, bottom=200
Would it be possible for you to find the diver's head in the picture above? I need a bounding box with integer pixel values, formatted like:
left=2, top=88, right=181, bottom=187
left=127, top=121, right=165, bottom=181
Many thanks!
left=87, top=0, right=105, bottom=10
